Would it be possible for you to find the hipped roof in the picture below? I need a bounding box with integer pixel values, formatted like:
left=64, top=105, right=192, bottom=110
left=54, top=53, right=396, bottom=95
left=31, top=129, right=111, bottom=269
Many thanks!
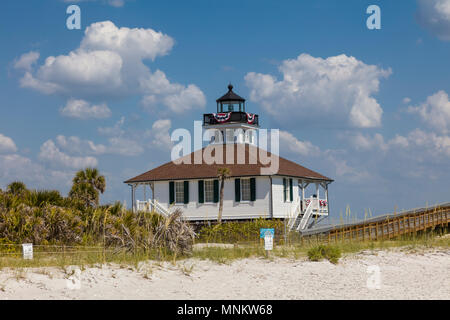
left=124, top=144, right=332, bottom=183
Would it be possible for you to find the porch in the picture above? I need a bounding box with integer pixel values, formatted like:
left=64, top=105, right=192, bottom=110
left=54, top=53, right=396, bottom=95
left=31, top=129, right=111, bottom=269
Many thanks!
left=288, top=180, right=331, bottom=231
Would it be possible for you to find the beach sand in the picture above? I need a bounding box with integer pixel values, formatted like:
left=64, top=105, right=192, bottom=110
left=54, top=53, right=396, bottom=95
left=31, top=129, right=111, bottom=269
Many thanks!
left=0, top=248, right=448, bottom=300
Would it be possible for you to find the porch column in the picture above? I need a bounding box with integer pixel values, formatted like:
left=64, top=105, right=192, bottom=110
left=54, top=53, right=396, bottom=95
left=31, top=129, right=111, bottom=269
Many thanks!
left=315, top=183, right=319, bottom=212
left=130, top=184, right=136, bottom=213
left=151, top=182, right=155, bottom=202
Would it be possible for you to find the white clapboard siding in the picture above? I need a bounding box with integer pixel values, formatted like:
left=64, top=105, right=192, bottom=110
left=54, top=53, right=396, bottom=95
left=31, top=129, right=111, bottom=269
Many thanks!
left=271, top=176, right=299, bottom=219
left=153, top=176, right=271, bottom=220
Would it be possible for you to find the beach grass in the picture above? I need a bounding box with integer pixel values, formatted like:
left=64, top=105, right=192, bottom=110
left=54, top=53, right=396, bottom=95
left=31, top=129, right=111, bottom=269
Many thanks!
left=0, top=225, right=448, bottom=269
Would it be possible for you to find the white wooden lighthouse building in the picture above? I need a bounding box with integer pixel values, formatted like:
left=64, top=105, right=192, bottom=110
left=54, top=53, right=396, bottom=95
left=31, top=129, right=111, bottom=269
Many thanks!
left=125, top=85, right=333, bottom=230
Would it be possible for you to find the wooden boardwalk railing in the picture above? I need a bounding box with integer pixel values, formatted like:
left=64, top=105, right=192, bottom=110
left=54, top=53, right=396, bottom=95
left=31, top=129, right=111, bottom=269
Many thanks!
left=300, top=203, right=450, bottom=242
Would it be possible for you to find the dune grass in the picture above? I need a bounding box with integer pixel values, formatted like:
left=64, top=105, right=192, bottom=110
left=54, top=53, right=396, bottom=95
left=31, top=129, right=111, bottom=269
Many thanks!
left=190, top=229, right=449, bottom=264
left=1, top=227, right=448, bottom=269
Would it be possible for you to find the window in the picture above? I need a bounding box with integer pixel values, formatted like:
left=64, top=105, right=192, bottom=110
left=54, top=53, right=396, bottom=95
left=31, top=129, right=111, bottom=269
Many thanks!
left=241, top=178, right=251, bottom=201
left=204, top=180, right=214, bottom=203
left=175, top=181, right=184, bottom=204
left=283, top=178, right=291, bottom=202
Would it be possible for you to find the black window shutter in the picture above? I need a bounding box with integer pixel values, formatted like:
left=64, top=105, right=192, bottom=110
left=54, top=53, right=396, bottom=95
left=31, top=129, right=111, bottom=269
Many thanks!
left=213, top=180, right=219, bottom=203
left=235, top=178, right=241, bottom=202
left=250, top=178, right=256, bottom=201
left=169, top=181, right=174, bottom=204
left=198, top=180, right=204, bottom=204
left=283, top=178, right=287, bottom=202
left=289, top=178, right=293, bottom=202
left=184, top=181, right=189, bottom=204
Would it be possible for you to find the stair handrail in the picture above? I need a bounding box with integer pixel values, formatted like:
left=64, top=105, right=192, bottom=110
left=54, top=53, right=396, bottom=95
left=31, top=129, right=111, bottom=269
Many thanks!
left=150, top=199, right=170, bottom=217
left=297, top=197, right=314, bottom=231
left=288, top=198, right=301, bottom=230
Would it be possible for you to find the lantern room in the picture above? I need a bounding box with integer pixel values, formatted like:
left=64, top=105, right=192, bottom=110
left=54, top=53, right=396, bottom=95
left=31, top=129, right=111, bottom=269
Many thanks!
left=216, top=83, right=246, bottom=112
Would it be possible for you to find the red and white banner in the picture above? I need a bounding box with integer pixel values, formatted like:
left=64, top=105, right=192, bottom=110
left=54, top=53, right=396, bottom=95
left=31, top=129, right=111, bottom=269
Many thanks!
left=246, top=113, right=256, bottom=124
left=213, top=112, right=231, bottom=123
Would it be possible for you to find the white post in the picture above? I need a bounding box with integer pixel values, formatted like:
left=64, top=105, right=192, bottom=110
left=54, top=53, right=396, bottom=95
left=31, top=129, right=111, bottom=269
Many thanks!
left=301, top=179, right=305, bottom=213
left=131, top=184, right=136, bottom=213
left=325, top=183, right=329, bottom=214
left=315, top=183, right=319, bottom=212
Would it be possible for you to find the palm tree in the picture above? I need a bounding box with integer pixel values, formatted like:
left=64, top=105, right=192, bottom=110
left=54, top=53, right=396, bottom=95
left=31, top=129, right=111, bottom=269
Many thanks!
left=217, top=167, right=231, bottom=224
left=7, top=181, right=27, bottom=196
left=69, top=168, right=106, bottom=208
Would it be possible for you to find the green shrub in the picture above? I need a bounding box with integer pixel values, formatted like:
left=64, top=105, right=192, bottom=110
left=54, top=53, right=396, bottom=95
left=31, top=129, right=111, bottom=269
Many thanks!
left=0, top=188, right=195, bottom=256
left=197, top=218, right=284, bottom=243
left=307, top=244, right=341, bottom=264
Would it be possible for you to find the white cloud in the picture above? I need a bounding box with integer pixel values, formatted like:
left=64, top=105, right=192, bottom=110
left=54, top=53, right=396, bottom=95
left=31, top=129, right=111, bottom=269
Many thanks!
left=347, top=129, right=450, bottom=160
left=13, top=51, right=39, bottom=71
left=21, top=50, right=123, bottom=96
left=55, top=135, right=107, bottom=155
left=407, top=129, right=450, bottom=157
left=416, top=0, right=450, bottom=41
left=245, top=53, right=391, bottom=128
left=39, top=140, right=98, bottom=169
left=60, top=98, right=112, bottom=119
left=98, top=116, right=125, bottom=136
left=348, top=132, right=389, bottom=152
left=0, top=153, right=76, bottom=192
left=55, top=134, right=144, bottom=157
left=408, top=90, right=450, bottom=134
left=279, top=130, right=320, bottom=156
left=145, top=119, right=173, bottom=150
left=403, top=97, right=411, bottom=104
left=18, top=21, right=205, bottom=112
left=106, top=137, right=145, bottom=156
left=140, top=71, right=206, bottom=113
left=80, top=21, right=174, bottom=60
left=0, top=134, right=17, bottom=154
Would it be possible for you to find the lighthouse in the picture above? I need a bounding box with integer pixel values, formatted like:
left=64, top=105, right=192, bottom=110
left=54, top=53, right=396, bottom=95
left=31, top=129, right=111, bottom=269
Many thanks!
left=203, top=84, right=259, bottom=145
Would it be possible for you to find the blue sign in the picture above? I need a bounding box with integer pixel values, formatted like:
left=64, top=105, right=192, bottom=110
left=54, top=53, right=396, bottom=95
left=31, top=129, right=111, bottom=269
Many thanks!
left=260, top=228, right=274, bottom=239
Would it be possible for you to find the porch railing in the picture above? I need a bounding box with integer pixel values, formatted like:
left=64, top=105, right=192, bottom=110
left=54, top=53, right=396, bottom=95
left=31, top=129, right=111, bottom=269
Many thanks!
left=136, top=199, right=169, bottom=217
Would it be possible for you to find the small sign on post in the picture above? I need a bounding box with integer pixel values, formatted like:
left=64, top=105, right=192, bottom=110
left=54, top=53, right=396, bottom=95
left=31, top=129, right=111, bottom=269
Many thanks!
left=260, top=228, right=274, bottom=257
left=22, top=243, right=33, bottom=260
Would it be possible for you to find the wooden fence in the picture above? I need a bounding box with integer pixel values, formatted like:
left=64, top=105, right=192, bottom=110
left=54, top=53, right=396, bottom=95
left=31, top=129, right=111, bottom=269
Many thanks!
left=302, top=204, right=450, bottom=242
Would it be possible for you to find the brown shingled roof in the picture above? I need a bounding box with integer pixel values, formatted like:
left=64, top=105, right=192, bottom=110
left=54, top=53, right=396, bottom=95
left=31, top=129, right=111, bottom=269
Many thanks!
left=124, top=144, right=332, bottom=183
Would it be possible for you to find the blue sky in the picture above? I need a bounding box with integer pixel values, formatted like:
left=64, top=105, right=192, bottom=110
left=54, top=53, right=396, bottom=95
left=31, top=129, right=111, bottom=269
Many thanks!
left=1, top=0, right=449, bottom=222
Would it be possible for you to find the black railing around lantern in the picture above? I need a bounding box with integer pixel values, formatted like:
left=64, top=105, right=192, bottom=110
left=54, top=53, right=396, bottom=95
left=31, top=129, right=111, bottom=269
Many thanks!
left=203, top=111, right=259, bottom=126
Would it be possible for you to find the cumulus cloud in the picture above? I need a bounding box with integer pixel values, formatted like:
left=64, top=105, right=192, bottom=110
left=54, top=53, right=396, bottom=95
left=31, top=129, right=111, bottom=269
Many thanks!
left=245, top=53, right=391, bottom=128
left=279, top=130, right=320, bottom=156
left=98, top=116, right=125, bottom=136
left=0, top=134, right=17, bottom=154
left=13, top=51, right=39, bottom=71
left=140, top=71, right=206, bottom=113
left=18, top=21, right=206, bottom=112
left=416, top=0, right=450, bottom=41
left=55, top=134, right=144, bottom=157
left=408, top=90, right=450, bottom=134
left=55, top=135, right=107, bottom=155
left=0, top=153, right=76, bottom=192
left=80, top=21, right=174, bottom=60
left=347, top=129, right=450, bottom=160
left=145, top=119, right=173, bottom=150
left=38, top=140, right=98, bottom=169
left=407, top=129, right=450, bottom=158
left=21, top=49, right=123, bottom=96
left=60, top=98, right=112, bottom=119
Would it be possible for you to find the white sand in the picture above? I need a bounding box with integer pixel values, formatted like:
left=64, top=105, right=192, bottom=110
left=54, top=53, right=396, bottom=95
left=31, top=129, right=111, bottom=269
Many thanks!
left=0, top=248, right=449, bottom=300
